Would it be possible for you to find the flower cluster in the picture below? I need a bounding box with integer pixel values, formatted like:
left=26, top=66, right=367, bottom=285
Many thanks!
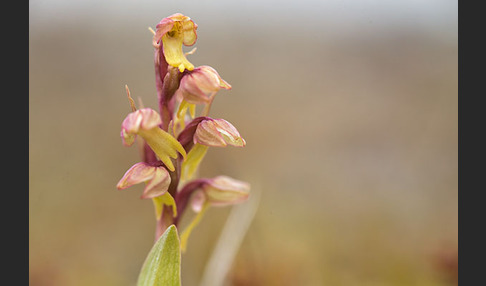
left=116, top=13, right=250, bottom=250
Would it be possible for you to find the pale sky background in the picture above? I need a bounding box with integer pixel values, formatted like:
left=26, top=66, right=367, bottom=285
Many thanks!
left=30, top=0, right=457, bottom=38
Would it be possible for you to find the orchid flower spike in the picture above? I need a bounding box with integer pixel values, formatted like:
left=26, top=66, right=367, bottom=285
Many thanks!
left=121, top=108, right=187, bottom=171
left=152, top=13, right=198, bottom=72
left=116, top=162, right=171, bottom=199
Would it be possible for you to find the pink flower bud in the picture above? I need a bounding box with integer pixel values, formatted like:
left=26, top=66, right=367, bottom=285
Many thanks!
left=194, top=118, right=246, bottom=147
left=190, top=176, right=250, bottom=210
left=120, top=108, right=162, bottom=146
left=116, top=162, right=171, bottom=199
left=175, top=66, right=231, bottom=104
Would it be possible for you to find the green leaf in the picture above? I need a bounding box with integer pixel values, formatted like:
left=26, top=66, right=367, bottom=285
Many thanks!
left=137, top=225, right=181, bottom=286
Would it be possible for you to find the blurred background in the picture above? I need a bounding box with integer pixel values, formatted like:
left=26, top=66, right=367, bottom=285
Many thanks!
left=29, top=0, right=458, bottom=285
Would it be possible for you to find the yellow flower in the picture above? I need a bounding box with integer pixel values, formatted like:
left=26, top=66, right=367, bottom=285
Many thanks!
left=153, top=13, right=198, bottom=72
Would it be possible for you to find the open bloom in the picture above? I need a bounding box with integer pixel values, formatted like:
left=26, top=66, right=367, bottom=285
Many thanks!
left=121, top=108, right=187, bottom=171
left=117, top=162, right=171, bottom=199
left=153, top=13, right=198, bottom=72
left=175, top=66, right=231, bottom=105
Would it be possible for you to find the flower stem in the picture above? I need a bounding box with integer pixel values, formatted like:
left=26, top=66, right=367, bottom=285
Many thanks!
left=154, top=206, right=175, bottom=242
left=159, top=66, right=182, bottom=131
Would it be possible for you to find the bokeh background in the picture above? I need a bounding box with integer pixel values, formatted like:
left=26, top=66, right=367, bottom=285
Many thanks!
left=29, top=0, right=458, bottom=285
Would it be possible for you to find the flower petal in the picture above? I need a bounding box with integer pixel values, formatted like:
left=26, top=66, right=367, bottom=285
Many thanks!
left=138, top=127, right=187, bottom=171
left=174, top=66, right=231, bottom=105
left=194, top=119, right=227, bottom=147
left=194, top=118, right=245, bottom=147
left=203, top=175, right=250, bottom=206
left=213, top=119, right=246, bottom=147
left=190, top=190, right=206, bottom=213
left=180, top=143, right=209, bottom=181
left=121, top=129, right=136, bottom=147
left=162, top=33, right=195, bottom=72
left=141, top=166, right=171, bottom=199
left=121, top=108, right=162, bottom=135
left=182, top=19, right=197, bottom=46
left=153, top=17, right=175, bottom=48
left=116, top=162, right=155, bottom=190
left=152, top=192, right=178, bottom=220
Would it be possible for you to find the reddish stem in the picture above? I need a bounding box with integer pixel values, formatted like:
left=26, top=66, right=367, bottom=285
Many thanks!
left=154, top=206, right=175, bottom=241
left=152, top=46, right=184, bottom=240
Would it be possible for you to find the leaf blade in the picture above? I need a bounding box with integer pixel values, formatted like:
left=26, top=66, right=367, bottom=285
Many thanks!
left=137, top=225, right=181, bottom=286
